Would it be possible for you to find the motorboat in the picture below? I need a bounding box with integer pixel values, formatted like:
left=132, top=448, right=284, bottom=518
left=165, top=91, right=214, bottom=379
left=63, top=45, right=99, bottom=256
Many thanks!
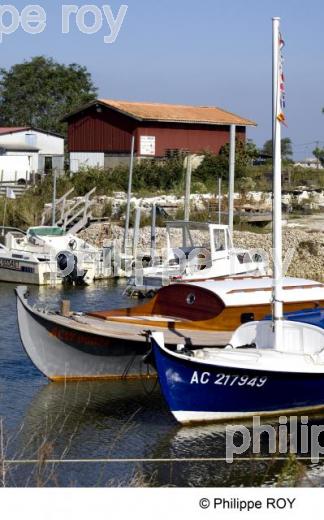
left=0, top=226, right=102, bottom=285
left=0, top=236, right=61, bottom=285
left=126, top=221, right=267, bottom=296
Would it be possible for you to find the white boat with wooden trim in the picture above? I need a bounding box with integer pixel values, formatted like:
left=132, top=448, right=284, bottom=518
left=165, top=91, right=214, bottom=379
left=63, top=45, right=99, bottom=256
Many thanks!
left=16, top=275, right=324, bottom=381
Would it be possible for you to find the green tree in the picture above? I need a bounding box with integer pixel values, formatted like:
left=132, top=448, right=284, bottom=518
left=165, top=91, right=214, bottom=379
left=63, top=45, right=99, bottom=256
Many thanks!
left=262, top=137, right=293, bottom=160
left=193, top=151, right=228, bottom=185
left=219, top=138, right=259, bottom=174
left=0, top=56, right=97, bottom=135
left=194, top=139, right=258, bottom=186
left=312, top=147, right=324, bottom=167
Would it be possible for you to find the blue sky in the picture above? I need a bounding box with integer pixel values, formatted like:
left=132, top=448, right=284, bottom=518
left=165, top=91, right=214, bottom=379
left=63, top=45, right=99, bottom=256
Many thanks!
left=1, top=0, right=324, bottom=158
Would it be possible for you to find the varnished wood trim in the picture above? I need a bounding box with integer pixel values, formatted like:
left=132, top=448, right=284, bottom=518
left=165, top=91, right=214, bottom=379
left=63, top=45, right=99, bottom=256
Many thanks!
left=50, top=374, right=157, bottom=382
left=228, top=284, right=324, bottom=294
left=102, top=300, right=324, bottom=332
left=176, top=275, right=271, bottom=283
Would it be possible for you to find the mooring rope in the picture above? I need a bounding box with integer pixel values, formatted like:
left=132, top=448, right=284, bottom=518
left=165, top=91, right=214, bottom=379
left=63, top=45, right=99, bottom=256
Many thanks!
left=2, top=456, right=323, bottom=464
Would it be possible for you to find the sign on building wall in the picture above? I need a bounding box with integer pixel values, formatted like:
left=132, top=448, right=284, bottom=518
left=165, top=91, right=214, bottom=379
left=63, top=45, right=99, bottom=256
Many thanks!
left=140, top=136, right=156, bottom=156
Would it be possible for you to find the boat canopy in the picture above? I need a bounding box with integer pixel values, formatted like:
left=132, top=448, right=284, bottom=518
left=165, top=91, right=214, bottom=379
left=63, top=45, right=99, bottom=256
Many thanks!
left=28, top=227, right=66, bottom=237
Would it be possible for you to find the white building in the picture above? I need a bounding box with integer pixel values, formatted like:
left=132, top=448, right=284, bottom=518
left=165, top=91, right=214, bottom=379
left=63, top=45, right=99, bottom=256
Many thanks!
left=0, top=127, right=64, bottom=183
left=294, top=157, right=323, bottom=170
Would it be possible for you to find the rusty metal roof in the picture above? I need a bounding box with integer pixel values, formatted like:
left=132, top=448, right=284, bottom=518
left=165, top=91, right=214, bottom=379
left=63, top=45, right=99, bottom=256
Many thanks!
left=0, top=127, right=63, bottom=138
left=0, top=127, right=29, bottom=135
left=101, top=99, right=256, bottom=126
left=63, top=99, right=256, bottom=126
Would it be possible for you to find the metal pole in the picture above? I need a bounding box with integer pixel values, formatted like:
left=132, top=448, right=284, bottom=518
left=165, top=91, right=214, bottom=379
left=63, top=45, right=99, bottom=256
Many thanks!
left=272, top=17, right=283, bottom=349
left=132, top=205, right=141, bottom=259
left=315, top=140, right=320, bottom=169
left=228, top=124, right=236, bottom=235
left=123, top=135, right=135, bottom=255
left=184, top=154, right=192, bottom=221
left=150, top=203, right=157, bottom=264
left=51, top=168, right=57, bottom=227
left=1, top=197, right=7, bottom=236
left=218, top=177, right=222, bottom=224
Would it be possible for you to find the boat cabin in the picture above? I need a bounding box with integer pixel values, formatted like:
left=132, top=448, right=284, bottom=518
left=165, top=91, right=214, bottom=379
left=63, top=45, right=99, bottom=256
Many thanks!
left=156, top=220, right=263, bottom=272
left=159, top=221, right=264, bottom=279
left=165, top=221, right=231, bottom=263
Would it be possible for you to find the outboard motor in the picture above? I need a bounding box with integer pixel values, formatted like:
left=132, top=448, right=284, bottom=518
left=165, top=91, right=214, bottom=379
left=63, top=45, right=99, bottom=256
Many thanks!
left=56, top=250, right=87, bottom=285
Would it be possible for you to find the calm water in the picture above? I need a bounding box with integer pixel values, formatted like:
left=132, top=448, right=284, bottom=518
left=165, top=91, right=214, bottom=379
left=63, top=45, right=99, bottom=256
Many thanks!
left=1, top=280, right=324, bottom=487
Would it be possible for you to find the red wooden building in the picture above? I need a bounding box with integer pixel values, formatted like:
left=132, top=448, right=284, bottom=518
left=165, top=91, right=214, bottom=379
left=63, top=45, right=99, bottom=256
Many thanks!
left=63, top=99, right=256, bottom=171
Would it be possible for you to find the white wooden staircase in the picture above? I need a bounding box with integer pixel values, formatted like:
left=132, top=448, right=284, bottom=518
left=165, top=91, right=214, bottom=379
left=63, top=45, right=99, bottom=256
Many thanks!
left=41, top=187, right=96, bottom=234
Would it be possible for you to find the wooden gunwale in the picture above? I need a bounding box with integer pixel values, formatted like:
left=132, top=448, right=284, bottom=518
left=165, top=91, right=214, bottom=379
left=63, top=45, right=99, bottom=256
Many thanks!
left=96, top=300, right=324, bottom=332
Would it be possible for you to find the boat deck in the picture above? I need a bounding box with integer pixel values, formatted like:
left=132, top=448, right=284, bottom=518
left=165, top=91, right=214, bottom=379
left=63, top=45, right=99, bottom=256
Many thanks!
left=53, top=312, right=231, bottom=347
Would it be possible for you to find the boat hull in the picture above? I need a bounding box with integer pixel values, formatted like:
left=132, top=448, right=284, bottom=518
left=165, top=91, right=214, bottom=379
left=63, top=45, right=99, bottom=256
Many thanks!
left=0, top=266, right=42, bottom=285
left=16, top=288, right=153, bottom=380
left=0, top=259, right=60, bottom=285
left=152, top=336, right=324, bottom=424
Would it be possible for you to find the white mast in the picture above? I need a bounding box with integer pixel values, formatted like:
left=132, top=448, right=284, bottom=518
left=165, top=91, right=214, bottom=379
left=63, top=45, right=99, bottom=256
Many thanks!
left=272, top=17, right=284, bottom=349
left=228, top=124, right=236, bottom=235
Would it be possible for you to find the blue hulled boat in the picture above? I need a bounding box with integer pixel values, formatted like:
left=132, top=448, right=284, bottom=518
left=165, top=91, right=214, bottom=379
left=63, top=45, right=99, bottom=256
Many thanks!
left=151, top=317, right=324, bottom=424
left=271, top=308, right=324, bottom=329
left=151, top=18, right=324, bottom=426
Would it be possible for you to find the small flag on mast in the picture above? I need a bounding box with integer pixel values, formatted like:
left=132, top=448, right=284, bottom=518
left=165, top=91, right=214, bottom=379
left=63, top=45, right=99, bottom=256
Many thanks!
left=6, top=187, right=16, bottom=199
left=277, top=31, right=286, bottom=124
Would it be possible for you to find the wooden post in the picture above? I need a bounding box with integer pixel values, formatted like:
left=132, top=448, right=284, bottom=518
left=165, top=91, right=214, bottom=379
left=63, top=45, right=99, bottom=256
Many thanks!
left=60, top=300, right=71, bottom=317
left=52, top=169, right=57, bottom=226
left=218, top=177, right=222, bottom=224
left=184, top=154, right=192, bottom=221
left=123, top=135, right=135, bottom=255
left=132, top=205, right=141, bottom=259
left=150, top=203, right=157, bottom=263
left=1, top=197, right=7, bottom=236
left=0, top=170, right=3, bottom=184
left=14, top=171, right=17, bottom=184
left=61, top=194, right=66, bottom=222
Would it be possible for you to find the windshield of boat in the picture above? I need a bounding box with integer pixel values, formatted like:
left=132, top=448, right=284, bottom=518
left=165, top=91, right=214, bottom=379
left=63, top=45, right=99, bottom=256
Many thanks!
left=28, top=227, right=66, bottom=237
left=167, top=222, right=210, bottom=250
left=213, top=229, right=226, bottom=251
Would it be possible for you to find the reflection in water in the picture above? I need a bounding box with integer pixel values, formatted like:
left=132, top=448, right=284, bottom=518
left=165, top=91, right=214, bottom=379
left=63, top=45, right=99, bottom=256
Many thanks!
left=6, top=380, right=324, bottom=487
left=1, top=281, right=324, bottom=487
left=8, top=380, right=174, bottom=486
